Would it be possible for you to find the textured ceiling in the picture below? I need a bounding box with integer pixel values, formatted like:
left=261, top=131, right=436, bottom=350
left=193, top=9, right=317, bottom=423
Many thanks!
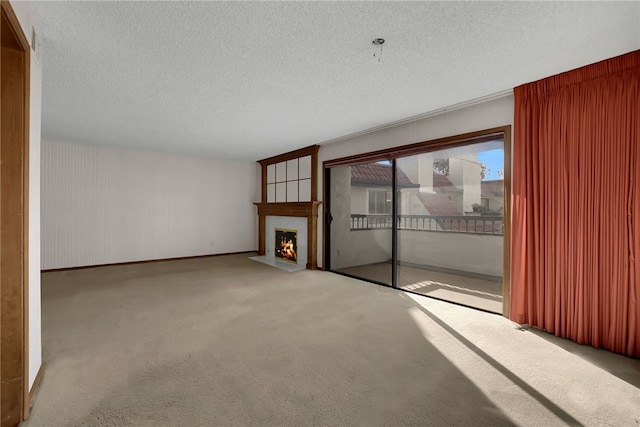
left=31, top=1, right=640, bottom=162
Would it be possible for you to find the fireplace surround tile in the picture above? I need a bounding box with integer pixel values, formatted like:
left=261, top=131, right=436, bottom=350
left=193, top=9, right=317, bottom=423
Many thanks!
left=267, top=216, right=307, bottom=268
left=253, top=201, right=321, bottom=270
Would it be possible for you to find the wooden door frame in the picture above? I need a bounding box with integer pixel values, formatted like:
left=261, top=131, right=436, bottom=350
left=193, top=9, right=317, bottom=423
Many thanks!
left=1, top=0, right=31, bottom=424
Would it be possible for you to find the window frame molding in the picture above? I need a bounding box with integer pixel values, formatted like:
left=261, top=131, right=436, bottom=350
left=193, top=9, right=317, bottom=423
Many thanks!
left=258, top=144, right=319, bottom=204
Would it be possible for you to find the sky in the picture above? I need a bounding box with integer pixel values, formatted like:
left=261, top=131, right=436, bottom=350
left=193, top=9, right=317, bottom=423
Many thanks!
left=477, top=149, right=504, bottom=181
left=375, top=147, right=505, bottom=181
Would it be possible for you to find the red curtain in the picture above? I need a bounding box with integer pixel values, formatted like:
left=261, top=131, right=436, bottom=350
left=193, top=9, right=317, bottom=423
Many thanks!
left=511, top=50, right=640, bottom=357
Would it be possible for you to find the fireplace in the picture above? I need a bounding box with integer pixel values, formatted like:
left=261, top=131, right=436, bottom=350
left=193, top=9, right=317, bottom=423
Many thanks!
left=254, top=144, right=321, bottom=270
left=275, top=228, right=297, bottom=263
left=254, top=203, right=321, bottom=270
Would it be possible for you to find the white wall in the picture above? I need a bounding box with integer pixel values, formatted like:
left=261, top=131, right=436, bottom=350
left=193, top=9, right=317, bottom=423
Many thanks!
left=331, top=228, right=502, bottom=277
left=350, top=186, right=367, bottom=214
left=10, top=0, right=43, bottom=391
left=318, top=95, right=514, bottom=268
left=331, top=229, right=392, bottom=270
left=398, top=231, right=503, bottom=277
left=41, top=141, right=257, bottom=269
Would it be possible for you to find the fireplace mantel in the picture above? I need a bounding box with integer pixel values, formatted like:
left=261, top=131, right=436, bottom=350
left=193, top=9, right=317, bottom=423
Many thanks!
left=254, top=202, right=321, bottom=270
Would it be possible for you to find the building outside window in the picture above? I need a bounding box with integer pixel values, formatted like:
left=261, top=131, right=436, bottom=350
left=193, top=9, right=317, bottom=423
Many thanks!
left=368, top=190, right=392, bottom=214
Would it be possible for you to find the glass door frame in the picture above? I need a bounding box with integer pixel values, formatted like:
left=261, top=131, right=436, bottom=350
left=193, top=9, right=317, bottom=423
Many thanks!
left=322, top=126, right=511, bottom=316
left=323, top=161, right=396, bottom=287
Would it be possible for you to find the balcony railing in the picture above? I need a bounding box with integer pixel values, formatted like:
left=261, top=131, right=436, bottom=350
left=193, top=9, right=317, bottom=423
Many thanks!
left=350, top=214, right=503, bottom=235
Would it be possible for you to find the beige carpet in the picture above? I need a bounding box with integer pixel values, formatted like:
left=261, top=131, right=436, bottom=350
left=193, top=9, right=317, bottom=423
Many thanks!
left=24, top=254, right=639, bottom=426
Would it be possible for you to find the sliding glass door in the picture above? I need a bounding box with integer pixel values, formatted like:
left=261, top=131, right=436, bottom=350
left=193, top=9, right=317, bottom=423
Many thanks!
left=395, top=141, right=504, bottom=312
left=328, top=161, right=393, bottom=286
left=325, top=131, right=507, bottom=313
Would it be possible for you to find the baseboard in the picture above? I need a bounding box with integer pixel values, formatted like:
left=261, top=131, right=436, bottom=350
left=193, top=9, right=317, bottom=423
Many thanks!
left=41, top=251, right=258, bottom=273
left=25, top=364, right=45, bottom=419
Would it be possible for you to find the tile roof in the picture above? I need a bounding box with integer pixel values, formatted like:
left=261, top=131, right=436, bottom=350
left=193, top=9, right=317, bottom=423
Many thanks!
left=351, top=163, right=417, bottom=187
left=416, top=192, right=461, bottom=216
left=351, top=164, right=502, bottom=198
left=481, top=179, right=504, bottom=195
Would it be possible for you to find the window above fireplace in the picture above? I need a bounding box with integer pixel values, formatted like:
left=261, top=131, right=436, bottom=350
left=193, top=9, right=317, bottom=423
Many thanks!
left=258, top=145, right=319, bottom=204
left=266, top=155, right=312, bottom=202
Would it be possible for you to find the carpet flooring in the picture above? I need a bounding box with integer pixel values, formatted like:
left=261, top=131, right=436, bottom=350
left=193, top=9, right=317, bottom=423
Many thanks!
left=24, top=254, right=639, bottom=426
left=335, top=262, right=503, bottom=313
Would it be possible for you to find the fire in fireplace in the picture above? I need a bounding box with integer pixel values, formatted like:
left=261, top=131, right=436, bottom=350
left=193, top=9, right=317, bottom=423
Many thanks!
left=275, top=228, right=297, bottom=263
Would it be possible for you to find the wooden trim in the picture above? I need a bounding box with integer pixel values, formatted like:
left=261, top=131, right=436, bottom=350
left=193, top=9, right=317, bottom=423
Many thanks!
left=502, top=126, right=512, bottom=317
left=257, top=213, right=266, bottom=258
left=1, top=0, right=31, bottom=424
left=323, top=127, right=507, bottom=168
left=257, top=144, right=319, bottom=167
left=25, top=364, right=44, bottom=413
left=260, top=163, right=267, bottom=204
left=254, top=202, right=322, bottom=270
left=253, top=202, right=322, bottom=218
left=257, top=145, right=319, bottom=204
left=307, top=211, right=319, bottom=270
left=0, top=2, right=29, bottom=57
left=310, top=150, right=318, bottom=202
left=41, top=251, right=258, bottom=273
left=21, top=37, right=31, bottom=426
left=321, top=166, right=327, bottom=270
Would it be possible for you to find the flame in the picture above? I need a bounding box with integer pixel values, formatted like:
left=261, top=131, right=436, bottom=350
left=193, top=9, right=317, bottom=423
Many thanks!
left=276, top=233, right=297, bottom=261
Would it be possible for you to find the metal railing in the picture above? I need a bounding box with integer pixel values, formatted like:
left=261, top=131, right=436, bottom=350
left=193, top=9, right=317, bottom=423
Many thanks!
left=350, top=214, right=503, bottom=235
